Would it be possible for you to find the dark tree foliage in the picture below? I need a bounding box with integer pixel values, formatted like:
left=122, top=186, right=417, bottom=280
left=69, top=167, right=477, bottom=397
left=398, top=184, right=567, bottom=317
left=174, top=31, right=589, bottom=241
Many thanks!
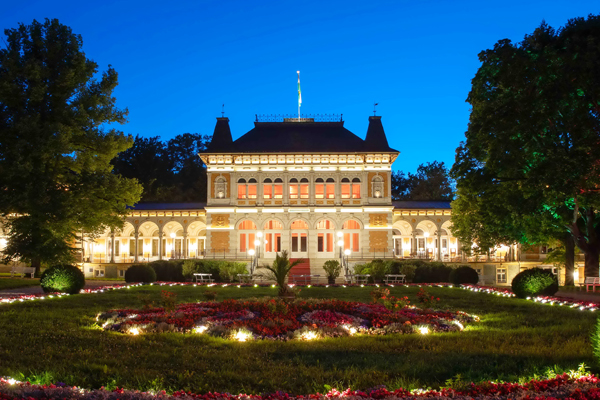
left=0, top=19, right=142, bottom=273
left=451, top=14, right=600, bottom=279
left=392, top=161, right=454, bottom=201
left=112, top=133, right=210, bottom=202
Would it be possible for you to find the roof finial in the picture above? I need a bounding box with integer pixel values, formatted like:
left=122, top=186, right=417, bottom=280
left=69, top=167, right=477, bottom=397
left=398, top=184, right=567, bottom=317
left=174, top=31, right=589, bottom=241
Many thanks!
left=373, top=102, right=379, bottom=116
left=221, top=104, right=225, bottom=117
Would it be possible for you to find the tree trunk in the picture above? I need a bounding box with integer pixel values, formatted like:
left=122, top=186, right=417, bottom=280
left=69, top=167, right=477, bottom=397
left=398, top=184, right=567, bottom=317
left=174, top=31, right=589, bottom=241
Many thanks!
left=584, top=247, right=600, bottom=278
left=564, top=235, right=575, bottom=286
left=31, top=257, right=41, bottom=277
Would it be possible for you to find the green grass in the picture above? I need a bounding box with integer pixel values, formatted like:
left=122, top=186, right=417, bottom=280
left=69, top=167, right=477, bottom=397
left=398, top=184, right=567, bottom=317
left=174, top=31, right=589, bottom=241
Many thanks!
left=0, top=285, right=596, bottom=394
left=0, top=277, right=39, bottom=290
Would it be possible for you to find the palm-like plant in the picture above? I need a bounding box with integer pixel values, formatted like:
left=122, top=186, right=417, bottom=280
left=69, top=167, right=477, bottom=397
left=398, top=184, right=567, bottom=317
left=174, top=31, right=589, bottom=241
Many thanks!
left=260, top=250, right=303, bottom=296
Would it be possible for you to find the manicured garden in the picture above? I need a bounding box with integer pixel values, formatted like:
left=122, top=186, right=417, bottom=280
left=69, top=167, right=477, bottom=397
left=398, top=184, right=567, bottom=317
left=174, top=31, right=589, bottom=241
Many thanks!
left=0, top=284, right=597, bottom=395
left=0, top=278, right=39, bottom=290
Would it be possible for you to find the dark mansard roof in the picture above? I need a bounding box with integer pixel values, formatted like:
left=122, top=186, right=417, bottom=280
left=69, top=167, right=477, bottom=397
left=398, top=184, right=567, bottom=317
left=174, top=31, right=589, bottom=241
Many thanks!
left=206, top=116, right=398, bottom=154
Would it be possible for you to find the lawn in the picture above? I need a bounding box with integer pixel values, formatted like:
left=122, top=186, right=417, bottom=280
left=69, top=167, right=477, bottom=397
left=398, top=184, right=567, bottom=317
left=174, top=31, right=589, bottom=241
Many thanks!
left=0, top=277, right=39, bottom=290
left=0, top=285, right=596, bottom=394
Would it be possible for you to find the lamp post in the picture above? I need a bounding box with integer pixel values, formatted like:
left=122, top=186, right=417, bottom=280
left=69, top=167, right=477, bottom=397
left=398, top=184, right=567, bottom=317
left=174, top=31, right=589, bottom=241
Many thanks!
left=248, top=249, right=256, bottom=274
left=344, top=249, right=351, bottom=274
left=337, top=231, right=345, bottom=275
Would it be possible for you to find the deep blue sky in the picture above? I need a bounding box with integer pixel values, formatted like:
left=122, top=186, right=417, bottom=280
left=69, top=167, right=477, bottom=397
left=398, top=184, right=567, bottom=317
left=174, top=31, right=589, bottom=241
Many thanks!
left=2, top=1, right=598, bottom=173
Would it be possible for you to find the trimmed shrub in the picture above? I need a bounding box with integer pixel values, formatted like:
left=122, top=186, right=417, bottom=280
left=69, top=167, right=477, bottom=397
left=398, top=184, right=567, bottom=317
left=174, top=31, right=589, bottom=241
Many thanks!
left=40, top=264, right=85, bottom=294
left=181, top=260, right=248, bottom=282
left=387, top=260, right=420, bottom=282
left=323, top=260, right=342, bottom=283
left=413, top=263, right=453, bottom=283
left=149, top=260, right=184, bottom=282
left=449, top=265, right=480, bottom=285
left=125, top=264, right=157, bottom=283
left=369, top=259, right=389, bottom=282
left=219, top=262, right=249, bottom=282
left=511, top=267, right=558, bottom=298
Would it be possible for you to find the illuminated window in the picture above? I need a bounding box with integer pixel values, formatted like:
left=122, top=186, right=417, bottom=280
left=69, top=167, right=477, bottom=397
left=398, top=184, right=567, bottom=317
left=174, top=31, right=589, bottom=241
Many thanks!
left=326, top=178, right=335, bottom=199
left=247, top=178, right=257, bottom=199
left=341, top=178, right=351, bottom=199
left=497, top=268, right=507, bottom=284
left=263, top=178, right=272, bottom=199
left=237, top=178, right=247, bottom=199
left=274, top=178, right=283, bottom=199
left=238, top=220, right=257, bottom=253
left=315, top=178, right=325, bottom=199
left=342, top=220, right=360, bottom=252
left=352, top=178, right=361, bottom=199
left=291, top=219, right=308, bottom=253
left=263, top=220, right=282, bottom=253
left=300, top=178, right=309, bottom=199
left=289, top=178, right=299, bottom=199
left=317, top=219, right=334, bottom=253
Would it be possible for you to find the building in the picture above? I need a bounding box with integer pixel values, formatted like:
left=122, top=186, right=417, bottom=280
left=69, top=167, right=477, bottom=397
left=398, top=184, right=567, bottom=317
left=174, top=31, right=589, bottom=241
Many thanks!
left=0, top=115, right=579, bottom=284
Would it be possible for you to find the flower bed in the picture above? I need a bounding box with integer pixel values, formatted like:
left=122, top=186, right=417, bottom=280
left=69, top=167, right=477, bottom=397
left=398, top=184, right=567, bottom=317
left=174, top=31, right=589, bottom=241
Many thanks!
left=461, top=284, right=600, bottom=311
left=2, top=373, right=600, bottom=400
left=97, top=298, right=477, bottom=340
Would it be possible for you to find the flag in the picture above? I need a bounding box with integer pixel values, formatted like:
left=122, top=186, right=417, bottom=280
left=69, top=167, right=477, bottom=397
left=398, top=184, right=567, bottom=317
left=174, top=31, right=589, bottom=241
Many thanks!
left=297, top=71, right=302, bottom=107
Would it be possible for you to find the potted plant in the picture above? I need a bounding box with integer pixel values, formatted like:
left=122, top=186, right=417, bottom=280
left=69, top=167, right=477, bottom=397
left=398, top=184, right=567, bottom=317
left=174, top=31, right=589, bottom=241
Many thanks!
left=260, top=250, right=303, bottom=297
left=323, top=260, right=342, bottom=284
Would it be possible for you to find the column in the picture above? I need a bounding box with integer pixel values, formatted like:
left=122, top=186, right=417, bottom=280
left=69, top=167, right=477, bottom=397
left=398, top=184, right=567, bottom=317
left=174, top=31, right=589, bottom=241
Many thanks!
left=411, top=231, right=417, bottom=256
left=158, top=226, right=163, bottom=261
left=110, top=232, right=115, bottom=264
left=183, top=231, right=188, bottom=259
left=134, top=232, right=139, bottom=263
left=437, top=231, right=442, bottom=261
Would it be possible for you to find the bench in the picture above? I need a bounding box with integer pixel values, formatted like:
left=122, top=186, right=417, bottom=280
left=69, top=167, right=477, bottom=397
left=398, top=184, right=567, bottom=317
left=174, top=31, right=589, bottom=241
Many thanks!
left=11, top=266, right=35, bottom=278
left=585, top=277, right=600, bottom=292
left=193, top=273, right=214, bottom=283
left=384, top=274, right=406, bottom=284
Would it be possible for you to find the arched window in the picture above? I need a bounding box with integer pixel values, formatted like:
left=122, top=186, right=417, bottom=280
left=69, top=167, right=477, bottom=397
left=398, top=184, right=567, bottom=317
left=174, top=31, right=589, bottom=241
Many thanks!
left=326, top=178, right=335, bottom=199
left=341, top=178, right=361, bottom=199
left=290, top=220, right=308, bottom=253
left=289, top=178, right=299, bottom=199
left=371, top=175, right=384, bottom=198
left=315, top=178, right=325, bottom=199
left=263, top=178, right=272, bottom=199
left=264, top=178, right=283, bottom=199
left=263, top=220, right=283, bottom=253
left=316, top=220, right=335, bottom=253
left=342, top=220, right=360, bottom=252
left=238, top=220, right=257, bottom=253
left=300, top=178, right=309, bottom=198
left=214, top=176, right=228, bottom=199
left=352, top=178, right=361, bottom=199
left=237, top=178, right=257, bottom=199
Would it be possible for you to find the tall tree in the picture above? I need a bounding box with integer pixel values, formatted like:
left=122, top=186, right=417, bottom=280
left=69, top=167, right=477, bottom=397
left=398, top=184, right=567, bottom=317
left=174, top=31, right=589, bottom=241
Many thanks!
left=112, top=133, right=210, bottom=202
left=0, top=19, right=142, bottom=273
left=391, top=161, right=454, bottom=201
left=451, top=15, right=600, bottom=279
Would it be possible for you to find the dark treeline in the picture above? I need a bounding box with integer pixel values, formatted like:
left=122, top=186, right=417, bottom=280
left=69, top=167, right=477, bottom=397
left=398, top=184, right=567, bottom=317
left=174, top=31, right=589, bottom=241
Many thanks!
left=112, top=133, right=211, bottom=203
left=391, top=161, right=454, bottom=201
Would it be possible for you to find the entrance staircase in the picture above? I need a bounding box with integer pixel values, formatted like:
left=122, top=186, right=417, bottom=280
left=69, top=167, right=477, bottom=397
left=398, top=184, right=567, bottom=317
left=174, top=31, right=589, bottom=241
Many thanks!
left=288, top=258, right=311, bottom=284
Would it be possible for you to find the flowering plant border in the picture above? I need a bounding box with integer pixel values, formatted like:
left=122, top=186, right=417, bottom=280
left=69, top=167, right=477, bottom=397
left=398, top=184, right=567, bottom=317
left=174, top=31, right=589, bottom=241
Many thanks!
left=1, top=373, right=600, bottom=400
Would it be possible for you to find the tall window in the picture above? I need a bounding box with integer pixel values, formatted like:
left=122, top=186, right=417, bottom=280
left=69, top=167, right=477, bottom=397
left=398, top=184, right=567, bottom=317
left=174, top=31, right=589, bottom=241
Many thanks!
left=238, top=220, right=257, bottom=252
left=263, top=220, right=282, bottom=253
left=315, top=178, right=325, bottom=199
left=342, top=220, right=360, bottom=252
left=289, top=178, right=299, bottom=199
left=326, top=178, right=335, bottom=198
left=300, top=178, right=309, bottom=198
left=341, top=177, right=362, bottom=199
left=317, top=219, right=334, bottom=253
left=238, top=178, right=257, bottom=199
left=273, top=178, right=283, bottom=198
left=263, top=178, right=272, bottom=199
left=291, top=220, right=308, bottom=253
left=237, top=178, right=246, bottom=199
left=496, top=268, right=507, bottom=284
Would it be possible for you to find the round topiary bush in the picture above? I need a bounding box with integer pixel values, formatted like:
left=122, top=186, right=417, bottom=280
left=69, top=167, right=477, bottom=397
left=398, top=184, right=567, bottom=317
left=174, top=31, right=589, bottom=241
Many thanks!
left=125, top=264, right=157, bottom=283
left=449, top=265, right=480, bottom=285
left=511, top=267, right=558, bottom=298
left=40, top=264, right=85, bottom=294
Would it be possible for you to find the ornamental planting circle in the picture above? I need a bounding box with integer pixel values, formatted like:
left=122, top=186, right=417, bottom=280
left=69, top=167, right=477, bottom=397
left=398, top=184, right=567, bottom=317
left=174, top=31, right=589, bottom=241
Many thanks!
left=97, top=298, right=478, bottom=340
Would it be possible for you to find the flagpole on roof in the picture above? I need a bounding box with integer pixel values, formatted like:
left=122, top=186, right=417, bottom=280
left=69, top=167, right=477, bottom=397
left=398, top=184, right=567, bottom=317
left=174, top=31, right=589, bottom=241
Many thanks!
left=297, top=71, right=302, bottom=119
